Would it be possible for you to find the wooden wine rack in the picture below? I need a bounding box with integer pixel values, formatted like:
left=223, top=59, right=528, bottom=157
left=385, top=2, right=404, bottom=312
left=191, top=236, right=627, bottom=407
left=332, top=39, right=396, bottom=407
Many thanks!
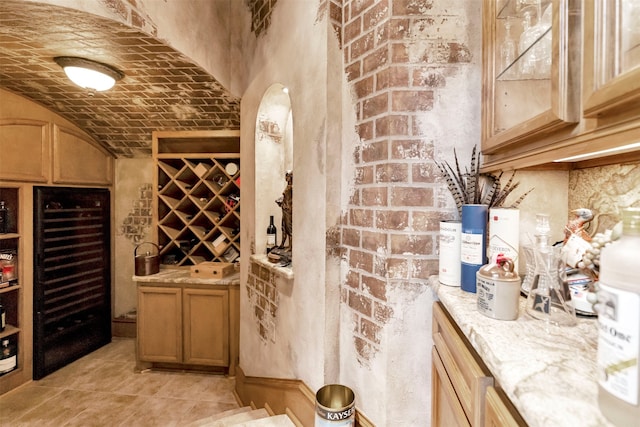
left=153, top=131, right=240, bottom=266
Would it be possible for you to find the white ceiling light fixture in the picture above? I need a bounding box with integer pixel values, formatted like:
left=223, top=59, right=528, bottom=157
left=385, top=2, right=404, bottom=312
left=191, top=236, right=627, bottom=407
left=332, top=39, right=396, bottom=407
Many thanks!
left=54, top=56, right=124, bottom=93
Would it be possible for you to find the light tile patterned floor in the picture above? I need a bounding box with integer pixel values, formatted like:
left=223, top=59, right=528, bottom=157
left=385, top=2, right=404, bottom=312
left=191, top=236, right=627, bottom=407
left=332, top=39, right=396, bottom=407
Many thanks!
left=0, top=338, right=240, bottom=426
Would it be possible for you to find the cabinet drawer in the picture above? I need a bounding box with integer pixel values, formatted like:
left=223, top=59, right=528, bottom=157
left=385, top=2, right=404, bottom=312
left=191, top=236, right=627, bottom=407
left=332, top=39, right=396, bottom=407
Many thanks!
left=433, top=302, right=493, bottom=426
left=485, top=386, right=527, bottom=427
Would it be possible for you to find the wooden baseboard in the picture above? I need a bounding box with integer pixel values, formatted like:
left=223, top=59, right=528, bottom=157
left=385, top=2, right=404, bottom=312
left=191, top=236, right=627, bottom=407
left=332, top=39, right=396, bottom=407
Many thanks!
left=235, top=366, right=375, bottom=427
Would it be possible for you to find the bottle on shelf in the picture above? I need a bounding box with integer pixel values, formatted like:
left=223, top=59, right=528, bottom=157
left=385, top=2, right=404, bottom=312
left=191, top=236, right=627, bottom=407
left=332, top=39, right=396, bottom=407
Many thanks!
left=597, top=207, right=640, bottom=427
left=0, top=298, right=6, bottom=331
left=266, top=215, right=277, bottom=254
left=0, top=200, right=7, bottom=233
left=0, top=338, right=17, bottom=375
left=500, top=18, right=517, bottom=78
left=518, top=9, right=543, bottom=78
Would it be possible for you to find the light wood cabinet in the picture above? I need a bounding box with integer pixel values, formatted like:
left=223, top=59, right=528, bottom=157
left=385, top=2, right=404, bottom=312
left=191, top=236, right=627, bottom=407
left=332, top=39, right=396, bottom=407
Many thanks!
left=482, top=0, right=581, bottom=154
left=582, top=0, right=640, bottom=119
left=136, top=281, right=235, bottom=374
left=137, top=286, right=183, bottom=364
left=432, top=302, right=493, bottom=426
left=0, top=185, right=29, bottom=395
left=183, top=287, right=229, bottom=366
left=481, top=0, right=640, bottom=171
left=153, top=130, right=240, bottom=267
left=484, top=386, right=527, bottom=427
left=432, top=347, right=471, bottom=427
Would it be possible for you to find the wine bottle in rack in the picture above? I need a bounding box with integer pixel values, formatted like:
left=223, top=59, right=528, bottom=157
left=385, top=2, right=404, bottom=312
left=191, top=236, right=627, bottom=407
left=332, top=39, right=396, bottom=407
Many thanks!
left=266, top=215, right=277, bottom=253
left=0, top=200, right=7, bottom=233
left=0, top=338, right=17, bottom=375
left=0, top=298, right=6, bottom=331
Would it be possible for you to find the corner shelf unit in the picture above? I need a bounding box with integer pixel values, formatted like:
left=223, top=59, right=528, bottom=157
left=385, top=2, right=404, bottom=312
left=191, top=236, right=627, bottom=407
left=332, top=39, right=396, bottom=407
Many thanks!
left=0, top=185, right=25, bottom=395
left=153, top=131, right=240, bottom=267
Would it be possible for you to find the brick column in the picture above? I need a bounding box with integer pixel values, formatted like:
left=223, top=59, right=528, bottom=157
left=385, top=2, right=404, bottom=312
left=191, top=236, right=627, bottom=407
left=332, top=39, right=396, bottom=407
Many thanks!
left=341, top=0, right=471, bottom=361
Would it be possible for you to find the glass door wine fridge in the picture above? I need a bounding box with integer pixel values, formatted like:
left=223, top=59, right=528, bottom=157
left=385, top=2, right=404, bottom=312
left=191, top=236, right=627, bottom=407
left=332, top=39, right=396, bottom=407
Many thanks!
left=33, top=186, right=111, bottom=379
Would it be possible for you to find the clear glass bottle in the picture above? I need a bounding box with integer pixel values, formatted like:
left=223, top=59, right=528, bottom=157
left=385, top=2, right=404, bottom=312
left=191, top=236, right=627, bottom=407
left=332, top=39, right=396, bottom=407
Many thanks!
left=597, top=207, right=640, bottom=426
left=518, top=10, right=543, bottom=78
left=525, top=245, right=576, bottom=326
left=500, top=18, right=517, bottom=77
left=521, top=213, right=550, bottom=294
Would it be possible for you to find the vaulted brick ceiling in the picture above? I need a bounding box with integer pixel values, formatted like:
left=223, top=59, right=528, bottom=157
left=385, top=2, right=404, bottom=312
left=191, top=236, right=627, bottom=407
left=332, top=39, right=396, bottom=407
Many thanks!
left=0, top=1, right=240, bottom=158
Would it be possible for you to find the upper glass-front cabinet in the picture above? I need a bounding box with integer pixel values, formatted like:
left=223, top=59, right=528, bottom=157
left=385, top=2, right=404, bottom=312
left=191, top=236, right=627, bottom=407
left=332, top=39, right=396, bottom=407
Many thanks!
left=583, top=0, right=640, bottom=117
left=482, top=0, right=582, bottom=153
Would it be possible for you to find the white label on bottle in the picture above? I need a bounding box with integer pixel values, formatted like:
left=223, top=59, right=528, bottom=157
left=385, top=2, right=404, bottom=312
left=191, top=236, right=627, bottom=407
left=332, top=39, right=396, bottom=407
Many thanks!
left=0, top=354, right=16, bottom=373
left=267, top=234, right=276, bottom=246
left=597, top=283, right=639, bottom=405
left=461, top=232, right=483, bottom=265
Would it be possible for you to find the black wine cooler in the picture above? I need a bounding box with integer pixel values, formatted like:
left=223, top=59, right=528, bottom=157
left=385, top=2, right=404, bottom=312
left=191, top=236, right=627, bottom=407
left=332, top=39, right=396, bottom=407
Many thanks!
left=33, top=186, right=111, bottom=379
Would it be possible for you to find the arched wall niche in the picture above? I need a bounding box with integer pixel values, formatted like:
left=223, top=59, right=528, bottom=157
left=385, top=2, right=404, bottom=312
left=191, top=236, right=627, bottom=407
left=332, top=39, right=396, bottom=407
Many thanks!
left=255, top=83, right=293, bottom=254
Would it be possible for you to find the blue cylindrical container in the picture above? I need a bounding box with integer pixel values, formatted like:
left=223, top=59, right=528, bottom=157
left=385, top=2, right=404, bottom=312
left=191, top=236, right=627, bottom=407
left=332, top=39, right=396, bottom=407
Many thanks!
left=461, top=204, right=488, bottom=293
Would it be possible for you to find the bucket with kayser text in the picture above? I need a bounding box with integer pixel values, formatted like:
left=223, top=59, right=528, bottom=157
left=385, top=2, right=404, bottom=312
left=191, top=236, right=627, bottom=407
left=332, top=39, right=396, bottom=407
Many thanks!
left=315, top=384, right=355, bottom=427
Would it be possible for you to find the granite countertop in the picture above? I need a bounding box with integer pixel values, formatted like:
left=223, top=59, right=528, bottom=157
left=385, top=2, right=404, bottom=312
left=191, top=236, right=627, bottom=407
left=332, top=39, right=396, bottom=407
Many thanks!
left=431, top=277, right=615, bottom=427
left=133, top=267, right=240, bottom=286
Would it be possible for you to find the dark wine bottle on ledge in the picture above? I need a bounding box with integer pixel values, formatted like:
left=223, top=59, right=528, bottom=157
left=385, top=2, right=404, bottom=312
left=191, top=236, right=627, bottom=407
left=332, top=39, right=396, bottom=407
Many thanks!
left=266, top=215, right=277, bottom=254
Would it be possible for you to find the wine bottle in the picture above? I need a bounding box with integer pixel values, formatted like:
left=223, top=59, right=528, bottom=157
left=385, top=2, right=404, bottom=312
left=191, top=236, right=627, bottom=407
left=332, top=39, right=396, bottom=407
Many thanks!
left=0, top=339, right=17, bottom=374
left=266, top=215, right=277, bottom=253
left=0, top=201, right=7, bottom=234
left=0, top=298, right=5, bottom=331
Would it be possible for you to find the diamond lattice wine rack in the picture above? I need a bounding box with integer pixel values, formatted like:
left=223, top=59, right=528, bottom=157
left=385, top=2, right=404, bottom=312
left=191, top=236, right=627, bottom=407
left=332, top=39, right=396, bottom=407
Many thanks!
left=153, top=130, right=240, bottom=266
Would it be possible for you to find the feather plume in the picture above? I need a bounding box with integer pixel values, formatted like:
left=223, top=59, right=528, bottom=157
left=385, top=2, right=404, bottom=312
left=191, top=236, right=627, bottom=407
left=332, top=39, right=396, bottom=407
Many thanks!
left=436, top=146, right=534, bottom=218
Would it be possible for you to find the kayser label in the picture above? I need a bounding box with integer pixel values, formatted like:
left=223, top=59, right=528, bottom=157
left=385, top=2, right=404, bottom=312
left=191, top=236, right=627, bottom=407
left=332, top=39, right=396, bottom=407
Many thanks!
left=316, top=405, right=355, bottom=420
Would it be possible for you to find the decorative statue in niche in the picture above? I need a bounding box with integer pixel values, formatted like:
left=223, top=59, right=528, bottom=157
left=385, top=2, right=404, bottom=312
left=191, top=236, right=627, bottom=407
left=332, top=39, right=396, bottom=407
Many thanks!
left=275, top=170, right=292, bottom=250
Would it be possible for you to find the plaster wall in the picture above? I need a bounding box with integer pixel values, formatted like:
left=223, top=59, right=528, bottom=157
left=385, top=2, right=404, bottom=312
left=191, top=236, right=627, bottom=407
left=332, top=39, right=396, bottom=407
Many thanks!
left=113, top=157, right=153, bottom=318
left=238, top=0, right=335, bottom=390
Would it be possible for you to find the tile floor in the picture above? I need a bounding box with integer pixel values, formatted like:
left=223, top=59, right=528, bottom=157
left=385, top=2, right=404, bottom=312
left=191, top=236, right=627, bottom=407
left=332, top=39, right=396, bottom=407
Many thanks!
left=0, top=338, right=241, bottom=426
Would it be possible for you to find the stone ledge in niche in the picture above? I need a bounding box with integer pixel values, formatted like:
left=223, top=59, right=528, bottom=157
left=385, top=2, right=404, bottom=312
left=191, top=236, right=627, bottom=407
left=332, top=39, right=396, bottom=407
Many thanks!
left=250, top=254, right=294, bottom=284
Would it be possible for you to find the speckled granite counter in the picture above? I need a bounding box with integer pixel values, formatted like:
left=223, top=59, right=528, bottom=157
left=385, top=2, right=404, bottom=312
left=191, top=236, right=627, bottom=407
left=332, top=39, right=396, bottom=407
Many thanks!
left=133, top=267, right=240, bottom=286
left=431, top=277, right=615, bottom=427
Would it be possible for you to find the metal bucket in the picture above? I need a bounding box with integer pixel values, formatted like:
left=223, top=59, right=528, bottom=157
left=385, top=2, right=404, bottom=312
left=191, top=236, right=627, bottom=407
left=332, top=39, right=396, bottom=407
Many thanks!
left=134, top=242, right=160, bottom=276
left=315, top=384, right=355, bottom=427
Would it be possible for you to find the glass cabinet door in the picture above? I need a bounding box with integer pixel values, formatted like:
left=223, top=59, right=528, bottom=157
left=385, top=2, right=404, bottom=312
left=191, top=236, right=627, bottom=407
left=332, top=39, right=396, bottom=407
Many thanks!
left=583, top=0, right=640, bottom=118
left=482, top=0, right=581, bottom=153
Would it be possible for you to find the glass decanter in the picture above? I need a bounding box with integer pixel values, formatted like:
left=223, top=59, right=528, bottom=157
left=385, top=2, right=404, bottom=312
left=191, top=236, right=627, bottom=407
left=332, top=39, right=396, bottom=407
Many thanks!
left=525, top=245, right=576, bottom=327
left=500, top=18, right=517, bottom=78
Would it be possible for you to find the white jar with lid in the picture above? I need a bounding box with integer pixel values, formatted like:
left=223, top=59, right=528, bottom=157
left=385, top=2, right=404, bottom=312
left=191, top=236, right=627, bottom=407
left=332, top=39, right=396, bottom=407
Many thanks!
left=476, top=255, right=521, bottom=320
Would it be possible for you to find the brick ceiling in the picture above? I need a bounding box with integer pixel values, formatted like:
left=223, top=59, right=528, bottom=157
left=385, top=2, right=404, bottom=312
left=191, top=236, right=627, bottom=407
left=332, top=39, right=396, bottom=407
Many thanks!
left=0, top=1, right=240, bottom=158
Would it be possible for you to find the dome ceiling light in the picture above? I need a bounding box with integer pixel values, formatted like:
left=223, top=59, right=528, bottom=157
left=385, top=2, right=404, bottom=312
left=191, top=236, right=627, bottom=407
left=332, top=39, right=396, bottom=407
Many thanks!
left=54, top=56, right=124, bottom=93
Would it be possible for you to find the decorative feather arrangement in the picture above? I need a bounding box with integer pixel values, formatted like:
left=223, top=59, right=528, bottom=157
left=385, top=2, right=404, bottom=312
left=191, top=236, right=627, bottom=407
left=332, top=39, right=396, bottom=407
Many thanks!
left=436, top=145, right=534, bottom=219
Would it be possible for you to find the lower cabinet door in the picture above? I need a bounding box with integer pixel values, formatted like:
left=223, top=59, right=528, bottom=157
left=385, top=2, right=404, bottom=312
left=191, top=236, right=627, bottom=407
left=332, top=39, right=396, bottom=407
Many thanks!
left=183, top=288, right=229, bottom=366
left=137, top=286, right=183, bottom=363
left=432, top=347, right=470, bottom=427
left=485, top=386, right=527, bottom=427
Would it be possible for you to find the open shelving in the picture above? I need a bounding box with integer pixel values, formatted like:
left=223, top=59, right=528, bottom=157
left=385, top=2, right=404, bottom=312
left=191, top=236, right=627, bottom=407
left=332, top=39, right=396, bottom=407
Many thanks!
left=0, top=185, right=24, bottom=394
left=153, top=130, right=240, bottom=266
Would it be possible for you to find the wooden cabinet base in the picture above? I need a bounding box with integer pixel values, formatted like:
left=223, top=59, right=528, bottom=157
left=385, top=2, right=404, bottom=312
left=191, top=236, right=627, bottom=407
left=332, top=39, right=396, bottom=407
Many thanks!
left=136, top=281, right=238, bottom=376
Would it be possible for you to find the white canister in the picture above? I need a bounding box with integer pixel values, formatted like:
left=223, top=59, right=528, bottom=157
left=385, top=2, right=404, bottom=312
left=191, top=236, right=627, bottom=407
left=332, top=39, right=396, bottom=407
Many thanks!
left=488, top=207, right=519, bottom=264
left=439, top=220, right=461, bottom=287
left=476, top=256, right=521, bottom=320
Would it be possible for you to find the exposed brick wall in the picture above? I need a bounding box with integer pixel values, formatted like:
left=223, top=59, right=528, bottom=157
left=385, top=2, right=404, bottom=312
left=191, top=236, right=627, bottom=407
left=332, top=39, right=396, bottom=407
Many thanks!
left=118, top=183, right=153, bottom=244
left=246, top=0, right=278, bottom=37
left=340, top=0, right=471, bottom=362
left=100, top=0, right=158, bottom=35
left=247, top=261, right=283, bottom=343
